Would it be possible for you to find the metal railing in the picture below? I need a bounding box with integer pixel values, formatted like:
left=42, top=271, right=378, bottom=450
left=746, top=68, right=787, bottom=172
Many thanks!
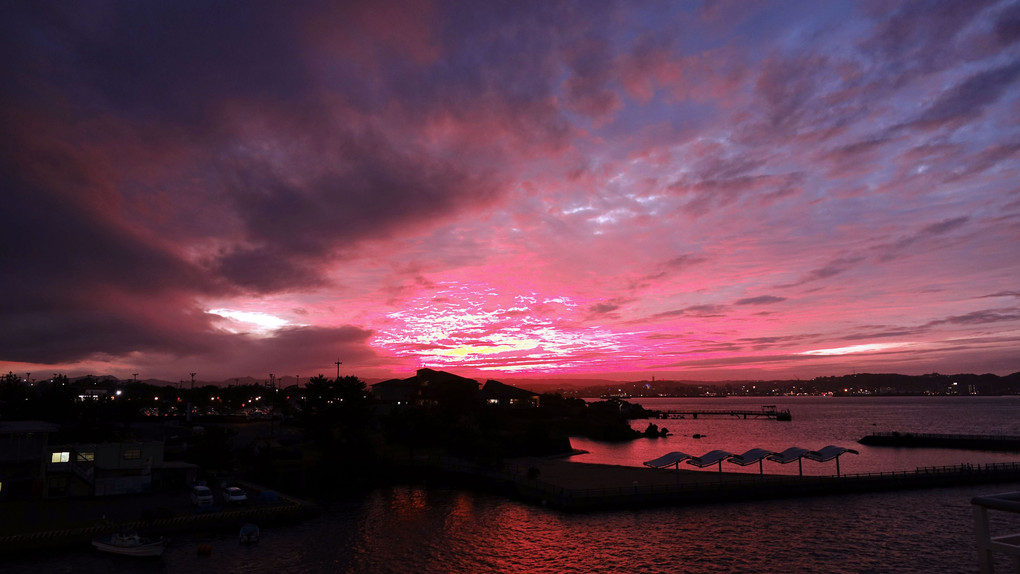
left=972, top=491, right=1020, bottom=573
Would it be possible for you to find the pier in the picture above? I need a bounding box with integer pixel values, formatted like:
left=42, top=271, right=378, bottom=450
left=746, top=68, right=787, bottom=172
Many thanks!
left=656, top=405, right=792, bottom=421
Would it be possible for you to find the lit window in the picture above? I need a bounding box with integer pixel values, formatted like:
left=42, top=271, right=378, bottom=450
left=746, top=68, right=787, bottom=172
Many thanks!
left=123, top=449, right=141, bottom=460
left=51, top=451, right=70, bottom=463
left=77, top=452, right=94, bottom=462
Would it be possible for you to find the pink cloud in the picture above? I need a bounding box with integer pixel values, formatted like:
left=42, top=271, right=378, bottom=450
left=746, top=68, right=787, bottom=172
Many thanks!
left=2, top=2, right=1018, bottom=383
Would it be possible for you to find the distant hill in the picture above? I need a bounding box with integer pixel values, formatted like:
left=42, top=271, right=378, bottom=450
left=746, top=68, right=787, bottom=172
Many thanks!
left=48, top=370, right=1020, bottom=396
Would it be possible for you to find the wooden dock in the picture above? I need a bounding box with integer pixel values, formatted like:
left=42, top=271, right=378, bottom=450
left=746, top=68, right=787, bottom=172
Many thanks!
left=656, top=405, right=792, bottom=421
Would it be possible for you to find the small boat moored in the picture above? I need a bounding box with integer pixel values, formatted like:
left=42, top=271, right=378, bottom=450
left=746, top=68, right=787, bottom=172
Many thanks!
left=239, top=523, right=260, bottom=544
left=92, top=530, right=168, bottom=557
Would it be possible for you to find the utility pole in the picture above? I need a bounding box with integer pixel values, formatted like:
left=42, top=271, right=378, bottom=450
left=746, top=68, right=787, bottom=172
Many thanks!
left=335, top=359, right=342, bottom=379
left=190, top=372, right=196, bottom=390
left=132, top=373, right=138, bottom=382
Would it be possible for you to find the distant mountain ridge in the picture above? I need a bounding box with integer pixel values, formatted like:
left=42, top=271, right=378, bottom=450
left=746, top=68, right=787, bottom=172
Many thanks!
left=54, top=371, right=1020, bottom=396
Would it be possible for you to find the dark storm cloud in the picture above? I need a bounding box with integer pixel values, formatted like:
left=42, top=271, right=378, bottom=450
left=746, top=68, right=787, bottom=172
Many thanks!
left=215, top=131, right=498, bottom=292
left=0, top=137, right=226, bottom=364
left=0, top=3, right=309, bottom=125
left=1, top=0, right=563, bottom=364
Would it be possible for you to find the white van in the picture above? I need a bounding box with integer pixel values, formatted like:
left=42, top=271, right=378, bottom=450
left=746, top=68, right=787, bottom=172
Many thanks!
left=190, top=484, right=214, bottom=506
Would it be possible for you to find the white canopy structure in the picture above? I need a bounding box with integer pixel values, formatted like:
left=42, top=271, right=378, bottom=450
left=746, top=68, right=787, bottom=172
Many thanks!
left=643, top=445, right=861, bottom=477
left=643, top=451, right=692, bottom=469
left=686, top=450, right=733, bottom=473
left=766, top=446, right=812, bottom=476
left=805, top=445, right=859, bottom=476
left=727, top=448, right=775, bottom=475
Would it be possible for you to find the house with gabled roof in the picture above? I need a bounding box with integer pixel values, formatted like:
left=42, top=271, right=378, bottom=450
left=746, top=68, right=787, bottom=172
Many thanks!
left=371, top=368, right=481, bottom=408
left=480, top=379, right=540, bottom=408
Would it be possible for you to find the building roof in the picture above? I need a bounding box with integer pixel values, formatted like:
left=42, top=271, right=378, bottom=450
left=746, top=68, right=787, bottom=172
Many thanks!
left=480, top=379, right=539, bottom=400
left=0, top=421, right=60, bottom=434
left=371, top=377, right=420, bottom=390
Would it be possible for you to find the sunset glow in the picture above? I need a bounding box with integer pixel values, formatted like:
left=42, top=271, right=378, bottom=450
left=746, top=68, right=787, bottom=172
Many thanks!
left=2, top=1, right=1018, bottom=383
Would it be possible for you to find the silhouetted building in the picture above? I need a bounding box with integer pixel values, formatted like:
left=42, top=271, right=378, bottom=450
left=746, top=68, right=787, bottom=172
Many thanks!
left=43, top=441, right=198, bottom=498
left=371, top=377, right=421, bottom=405
left=480, top=379, right=540, bottom=408
left=371, top=368, right=481, bottom=408
left=0, top=421, right=60, bottom=500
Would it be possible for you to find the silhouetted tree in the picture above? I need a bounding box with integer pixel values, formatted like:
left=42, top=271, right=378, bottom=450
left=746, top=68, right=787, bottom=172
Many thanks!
left=300, top=375, right=372, bottom=444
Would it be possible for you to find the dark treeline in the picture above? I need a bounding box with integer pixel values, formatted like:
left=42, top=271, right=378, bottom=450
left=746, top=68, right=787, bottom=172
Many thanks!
left=0, top=371, right=658, bottom=497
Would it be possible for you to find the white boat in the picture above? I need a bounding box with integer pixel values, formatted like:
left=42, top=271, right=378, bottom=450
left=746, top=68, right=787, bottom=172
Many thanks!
left=239, top=523, right=260, bottom=544
left=92, top=530, right=168, bottom=557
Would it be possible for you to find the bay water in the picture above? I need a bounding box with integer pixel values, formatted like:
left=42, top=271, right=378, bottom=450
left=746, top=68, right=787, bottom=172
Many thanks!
left=5, top=396, right=1020, bottom=573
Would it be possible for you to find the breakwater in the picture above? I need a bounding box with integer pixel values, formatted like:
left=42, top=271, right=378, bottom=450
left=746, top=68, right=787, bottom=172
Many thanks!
left=859, top=432, right=1020, bottom=451
left=404, top=454, right=1020, bottom=512
left=513, top=461, right=1020, bottom=512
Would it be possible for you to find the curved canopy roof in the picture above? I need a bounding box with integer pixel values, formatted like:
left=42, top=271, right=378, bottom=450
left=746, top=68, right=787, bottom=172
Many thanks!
left=643, top=445, right=861, bottom=473
left=766, top=447, right=812, bottom=464
left=805, top=445, right=860, bottom=462
left=643, top=451, right=692, bottom=469
left=727, top=448, right=775, bottom=466
left=686, top=450, right=733, bottom=468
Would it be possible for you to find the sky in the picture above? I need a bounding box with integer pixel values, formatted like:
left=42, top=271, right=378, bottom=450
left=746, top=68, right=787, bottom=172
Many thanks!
left=2, top=1, right=1019, bottom=384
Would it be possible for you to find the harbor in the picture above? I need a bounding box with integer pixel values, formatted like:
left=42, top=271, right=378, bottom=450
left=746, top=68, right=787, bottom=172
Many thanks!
left=0, top=481, right=318, bottom=555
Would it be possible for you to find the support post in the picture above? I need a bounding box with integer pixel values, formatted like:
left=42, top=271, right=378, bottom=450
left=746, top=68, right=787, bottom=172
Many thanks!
left=974, top=505, right=993, bottom=574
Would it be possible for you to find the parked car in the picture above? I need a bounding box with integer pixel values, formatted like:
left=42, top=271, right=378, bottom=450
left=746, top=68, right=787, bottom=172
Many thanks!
left=223, top=486, right=248, bottom=505
left=191, top=485, right=214, bottom=506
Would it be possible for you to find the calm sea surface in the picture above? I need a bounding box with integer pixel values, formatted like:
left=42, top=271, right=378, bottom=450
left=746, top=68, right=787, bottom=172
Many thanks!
left=6, top=397, right=1020, bottom=573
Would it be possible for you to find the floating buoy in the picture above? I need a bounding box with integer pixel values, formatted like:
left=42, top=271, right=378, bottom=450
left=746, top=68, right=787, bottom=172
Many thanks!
left=197, top=543, right=213, bottom=556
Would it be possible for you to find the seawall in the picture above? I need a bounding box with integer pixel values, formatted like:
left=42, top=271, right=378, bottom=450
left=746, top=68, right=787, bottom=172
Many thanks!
left=859, top=432, right=1020, bottom=451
